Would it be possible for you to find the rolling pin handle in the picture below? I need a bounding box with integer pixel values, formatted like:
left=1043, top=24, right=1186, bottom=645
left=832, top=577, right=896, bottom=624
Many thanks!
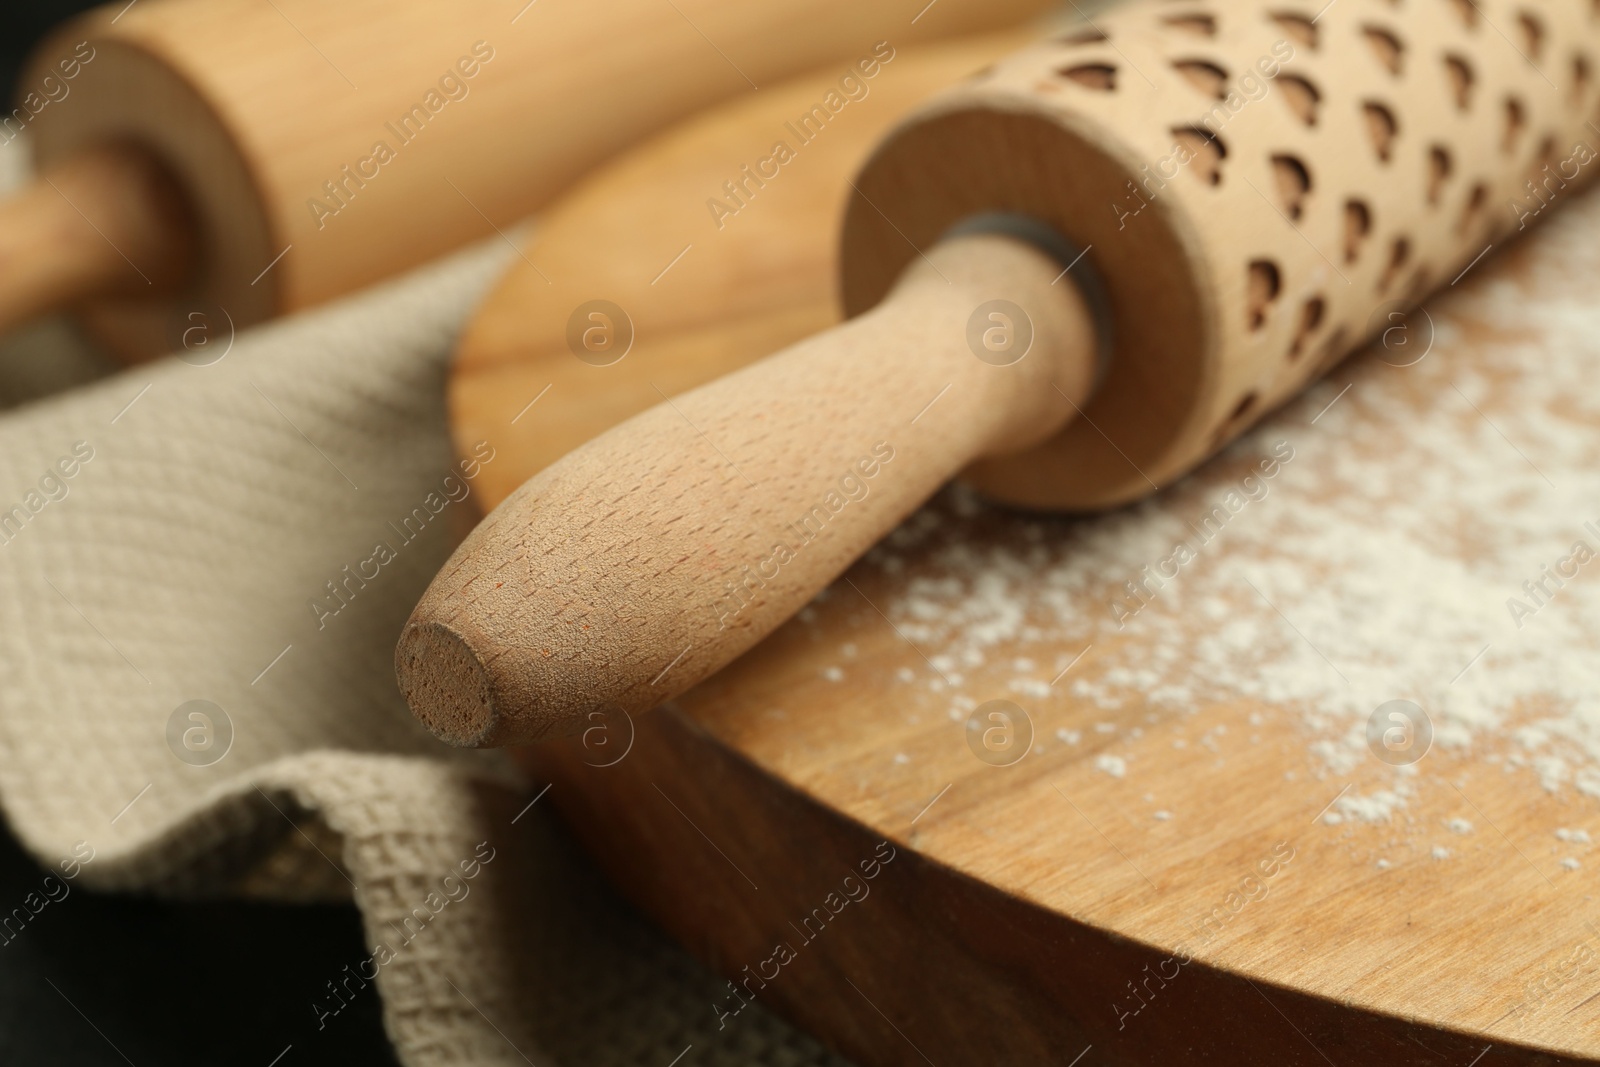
left=0, top=143, right=196, bottom=339
left=397, top=229, right=1102, bottom=747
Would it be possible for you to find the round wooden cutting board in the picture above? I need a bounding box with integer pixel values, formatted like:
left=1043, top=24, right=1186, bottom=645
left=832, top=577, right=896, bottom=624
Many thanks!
left=523, top=221, right=1600, bottom=1063
left=447, top=31, right=1600, bottom=1067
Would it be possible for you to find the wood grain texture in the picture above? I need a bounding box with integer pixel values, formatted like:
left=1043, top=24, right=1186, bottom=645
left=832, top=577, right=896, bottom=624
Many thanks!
left=11, top=0, right=1048, bottom=358
left=512, top=222, right=1600, bottom=1061
left=410, top=9, right=1600, bottom=1063
left=448, top=31, right=1034, bottom=511
left=524, top=590, right=1600, bottom=1064
left=407, top=0, right=1600, bottom=754
left=400, top=233, right=1098, bottom=746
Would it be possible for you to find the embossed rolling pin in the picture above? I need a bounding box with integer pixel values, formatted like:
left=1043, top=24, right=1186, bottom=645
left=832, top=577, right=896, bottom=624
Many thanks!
left=0, top=0, right=1046, bottom=359
left=398, top=0, right=1594, bottom=746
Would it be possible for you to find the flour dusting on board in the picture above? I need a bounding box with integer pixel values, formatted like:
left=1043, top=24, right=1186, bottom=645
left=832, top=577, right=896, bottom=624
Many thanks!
left=848, top=188, right=1600, bottom=821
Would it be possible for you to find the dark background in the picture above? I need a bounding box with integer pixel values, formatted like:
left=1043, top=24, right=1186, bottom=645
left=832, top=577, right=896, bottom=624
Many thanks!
left=0, top=829, right=397, bottom=1066
left=2, top=1, right=98, bottom=102
left=2, top=4, right=398, bottom=1063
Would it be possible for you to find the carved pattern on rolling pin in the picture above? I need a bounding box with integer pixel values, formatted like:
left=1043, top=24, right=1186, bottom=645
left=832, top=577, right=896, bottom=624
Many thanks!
left=843, top=0, right=1598, bottom=510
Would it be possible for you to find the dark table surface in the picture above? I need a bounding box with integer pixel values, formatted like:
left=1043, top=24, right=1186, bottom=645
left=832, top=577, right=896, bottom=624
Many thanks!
left=0, top=820, right=399, bottom=1066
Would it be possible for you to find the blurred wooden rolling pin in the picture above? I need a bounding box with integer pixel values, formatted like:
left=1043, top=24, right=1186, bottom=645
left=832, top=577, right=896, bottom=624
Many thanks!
left=399, top=0, right=1591, bottom=746
left=448, top=31, right=1035, bottom=512
left=0, top=0, right=1048, bottom=359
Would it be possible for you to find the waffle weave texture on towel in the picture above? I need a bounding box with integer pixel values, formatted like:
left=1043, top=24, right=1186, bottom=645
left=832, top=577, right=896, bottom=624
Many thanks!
left=0, top=147, right=850, bottom=1067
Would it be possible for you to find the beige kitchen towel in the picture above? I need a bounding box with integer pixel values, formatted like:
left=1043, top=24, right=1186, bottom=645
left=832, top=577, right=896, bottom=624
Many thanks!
left=0, top=147, right=847, bottom=1066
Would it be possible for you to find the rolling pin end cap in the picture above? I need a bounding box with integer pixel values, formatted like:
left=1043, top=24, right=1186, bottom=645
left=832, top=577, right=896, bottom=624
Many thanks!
left=396, top=620, right=513, bottom=748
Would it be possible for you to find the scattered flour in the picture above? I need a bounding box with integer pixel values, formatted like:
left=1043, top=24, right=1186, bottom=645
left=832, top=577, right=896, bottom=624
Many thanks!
left=1094, top=754, right=1127, bottom=779
left=1562, top=857, right=1582, bottom=871
left=1337, top=790, right=1409, bottom=824
left=821, top=666, right=844, bottom=683
left=1556, top=827, right=1592, bottom=844
left=855, top=186, right=1600, bottom=839
left=1010, top=678, right=1052, bottom=699
left=1446, top=818, right=1474, bottom=835
left=1432, top=847, right=1451, bottom=861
